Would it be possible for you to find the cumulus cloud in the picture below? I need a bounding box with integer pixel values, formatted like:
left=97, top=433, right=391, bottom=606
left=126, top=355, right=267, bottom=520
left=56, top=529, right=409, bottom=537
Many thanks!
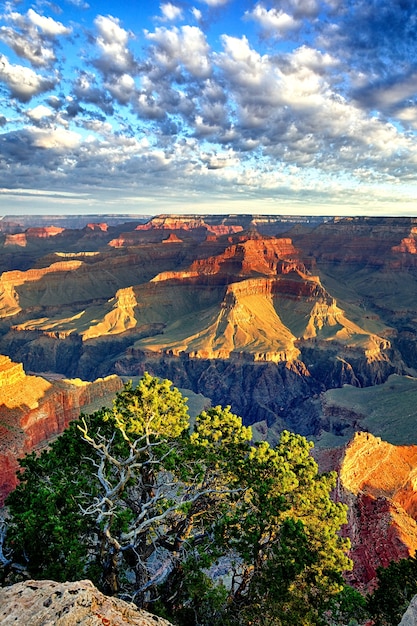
left=104, top=73, right=136, bottom=105
left=92, top=15, right=136, bottom=76
left=145, top=25, right=211, bottom=78
left=2, top=0, right=417, bottom=213
left=72, top=71, right=114, bottom=114
left=159, top=3, right=183, bottom=21
left=0, top=54, right=55, bottom=101
left=0, top=7, right=71, bottom=67
left=29, top=126, right=81, bottom=149
left=26, top=9, right=71, bottom=37
left=26, top=104, right=54, bottom=121
left=245, top=5, right=300, bottom=36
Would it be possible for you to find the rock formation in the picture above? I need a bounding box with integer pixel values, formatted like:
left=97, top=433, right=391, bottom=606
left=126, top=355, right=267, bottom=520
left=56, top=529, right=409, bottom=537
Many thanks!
left=0, top=356, right=123, bottom=505
left=399, top=595, right=417, bottom=626
left=4, top=227, right=65, bottom=248
left=0, top=579, right=173, bottom=625
left=336, top=432, right=417, bottom=590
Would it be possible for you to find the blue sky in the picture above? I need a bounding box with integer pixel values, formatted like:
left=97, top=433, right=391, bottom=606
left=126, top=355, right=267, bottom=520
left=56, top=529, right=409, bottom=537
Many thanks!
left=1, top=0, right=417, bottom=216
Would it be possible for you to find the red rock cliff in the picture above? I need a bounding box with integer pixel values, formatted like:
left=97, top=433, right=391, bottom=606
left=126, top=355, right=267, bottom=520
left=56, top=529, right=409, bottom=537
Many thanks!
left=338, top=432, right=417, bottom=590
left=0, top=357, right=123, bottom=505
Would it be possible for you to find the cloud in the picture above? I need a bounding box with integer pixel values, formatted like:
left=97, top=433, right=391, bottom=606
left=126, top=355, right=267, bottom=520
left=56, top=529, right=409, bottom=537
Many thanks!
left=28, top=126, right=81, bottom=149
left=72, top=71, right=114, bottom=114
left=353, top=70, right=417, bottom=117
left=191, top=8, right=202, bottom=21
left=1, top=0, right=417, bottom=215
left=92, top=15, right=136, bottom=76
left=0, top=7, right=71, bottom=67
left=0, top=54, right=55, bottom=101
left=245, top=5, right=300, bottom=36
left=26, top=104, right=54, bottom=121
left=198, top=0, right=230, bottom=6
left=159, top=3, right=183, bottom=21
left=145, top=25, right=211, bottom=79
left=26, top=9, right=71, bottom=37
left=104, top=73, right=136, bottom=105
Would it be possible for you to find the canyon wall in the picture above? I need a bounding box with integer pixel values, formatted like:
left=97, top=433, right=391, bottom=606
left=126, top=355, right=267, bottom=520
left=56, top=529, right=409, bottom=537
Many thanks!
left=0, top=356, right=123, bottom=505
left=333, top=432, right=417, bottom=590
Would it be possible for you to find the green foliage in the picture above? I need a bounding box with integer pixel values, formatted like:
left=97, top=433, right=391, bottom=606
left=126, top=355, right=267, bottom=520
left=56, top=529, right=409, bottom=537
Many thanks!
left=111, top=372, right=189, bottom=439
left=367, top=555, right=417, bottom=625
left=5, top=373, right=353, bottom=625
left=325, top=584, right=369, bottom=625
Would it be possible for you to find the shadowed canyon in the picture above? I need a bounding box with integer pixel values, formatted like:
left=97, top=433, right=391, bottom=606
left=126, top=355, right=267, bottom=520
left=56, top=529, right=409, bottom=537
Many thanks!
left=2, top=213, right=417, bottom=591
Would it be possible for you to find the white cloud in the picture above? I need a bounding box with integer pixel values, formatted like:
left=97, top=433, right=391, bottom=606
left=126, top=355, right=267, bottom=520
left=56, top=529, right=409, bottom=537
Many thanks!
left=104, top=73, right=136, bottom=104
left=0, top=54, right=55, bottom=101
left=93, top=15, right=135, bottom=75
left=246, top=5, right=300, bottom=36
left=199, top=0, right=230, bottom=5
left=26, top=105, right=54, bottom=121
left=159, top=3, right=183, bottom=21
left=0, top=26, right=56, bottom=66
left=28, top=126, right=81, bottom=149
left=145, top=25, right=211, bottom=78
left=26, top=9, right=71, bottom=37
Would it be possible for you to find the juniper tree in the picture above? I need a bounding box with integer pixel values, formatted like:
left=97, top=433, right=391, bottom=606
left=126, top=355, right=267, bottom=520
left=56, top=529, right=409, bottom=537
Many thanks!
left=5, top=373, right=353, bottom=624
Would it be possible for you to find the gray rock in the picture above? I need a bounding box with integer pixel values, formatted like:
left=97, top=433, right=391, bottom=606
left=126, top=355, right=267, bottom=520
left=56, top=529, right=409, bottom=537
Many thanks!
left=399, top=595, right=417, bottom=626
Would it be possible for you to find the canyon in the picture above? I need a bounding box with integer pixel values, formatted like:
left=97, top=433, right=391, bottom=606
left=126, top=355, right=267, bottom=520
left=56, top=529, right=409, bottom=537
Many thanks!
left=2, top=214, right=417, bottom=590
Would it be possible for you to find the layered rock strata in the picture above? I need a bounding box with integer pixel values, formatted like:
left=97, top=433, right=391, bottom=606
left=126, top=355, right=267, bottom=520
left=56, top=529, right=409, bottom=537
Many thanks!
left=0, top=357, right=123, bottom=504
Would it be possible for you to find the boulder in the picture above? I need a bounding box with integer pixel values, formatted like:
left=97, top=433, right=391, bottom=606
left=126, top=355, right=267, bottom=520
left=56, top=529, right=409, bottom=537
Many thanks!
left=0, top=579, right=174, bottom=626
left=399, top=594, right=417, bottom=625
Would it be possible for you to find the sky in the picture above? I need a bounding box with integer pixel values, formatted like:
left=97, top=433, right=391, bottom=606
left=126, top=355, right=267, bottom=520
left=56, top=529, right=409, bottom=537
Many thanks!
left=1, top=0, right=417, bottom=216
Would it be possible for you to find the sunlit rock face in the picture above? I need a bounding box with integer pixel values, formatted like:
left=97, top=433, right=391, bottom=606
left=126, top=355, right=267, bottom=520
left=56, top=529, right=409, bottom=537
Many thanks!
left=0, top=356, right=123, bottom=505
left=336, top=432, right=417, bottom=590
left=0, top=580, right=174, bottom=626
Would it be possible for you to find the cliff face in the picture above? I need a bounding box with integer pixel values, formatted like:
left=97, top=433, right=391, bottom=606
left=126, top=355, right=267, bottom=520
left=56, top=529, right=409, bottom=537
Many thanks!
left=4, top=226, right=65, bottom=248
left=0, top=356, right=123, bottom=505
left=337, top=432, right=417, bottom=589
left=0, top=579, right=174, bottom=626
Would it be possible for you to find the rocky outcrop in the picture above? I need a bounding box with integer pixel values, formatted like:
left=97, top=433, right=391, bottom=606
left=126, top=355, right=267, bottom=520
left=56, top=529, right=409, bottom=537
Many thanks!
left=0, top=355, right=25, bottom=387
left=85, top=223, right=108, bottom=232
left=0, top=260, right=84, bottom=317
left=0, top=357, right=123, bottom=505
left=188, top=237, right=302, bottom=277
left=0, top=579, right=173, bottom=625
left=338, top=432, right=417, bottom=590
left=400, top=595, right=417, bottom=625
left=4, top=227, right=65, bottom=247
